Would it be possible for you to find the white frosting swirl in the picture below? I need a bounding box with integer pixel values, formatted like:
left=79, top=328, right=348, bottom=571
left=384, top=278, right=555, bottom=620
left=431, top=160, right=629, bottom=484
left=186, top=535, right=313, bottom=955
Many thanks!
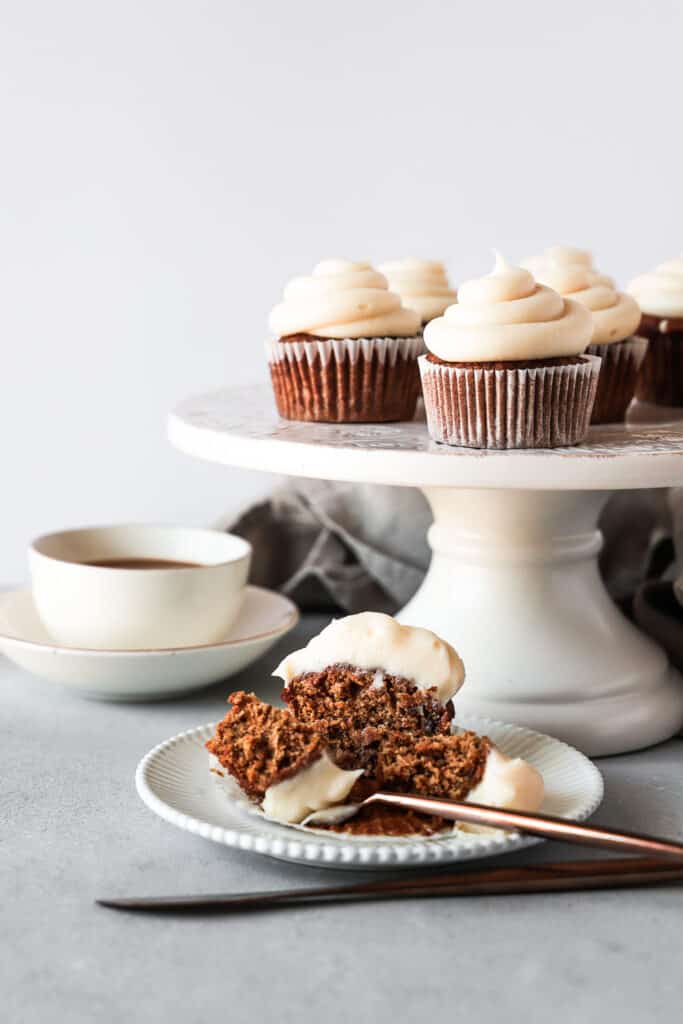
left=424, top=254, right=593, bottom=362
left=262, top=751, right=362, bottom=824
left=628, top=258, right=683, bottom=318
left=274, top=611, right=465, bottom=704
left=523, top=246, right=615, bottom=289
left=269, top=259, right=421, bottom=339
left=526, top=259, right=640, bottom=345
left=378, top=259, right=456, bottom=323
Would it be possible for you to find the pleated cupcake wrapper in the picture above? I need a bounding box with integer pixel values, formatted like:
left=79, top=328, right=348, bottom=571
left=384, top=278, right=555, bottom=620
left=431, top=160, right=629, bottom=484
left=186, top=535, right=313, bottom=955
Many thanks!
left=635, top=326, right=683, bottom=407
left=418, top=354, right=601, bottom=450
left=266, top=335, right=424, bottom=368
left=587, top=336, right=648, bottom=424
left=268, top=335, right=423, bottom=422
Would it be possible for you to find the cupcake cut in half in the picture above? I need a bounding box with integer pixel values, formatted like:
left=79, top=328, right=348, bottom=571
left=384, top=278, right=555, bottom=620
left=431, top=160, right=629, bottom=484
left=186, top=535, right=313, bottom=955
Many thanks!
left=276, top=612, right=461, bottom=774
left=523, top=247, right=644, bottom=423
left=419, top=253, right=599, bottom=449
left=206, top=613, right=544, bottom=836
left=267, top=259, right=422, bottom=422
left=378, top=259, right=457, bottom=326
left=206, top=691, right=363, bottom=824
left=628, top=258, right=683, bottom=407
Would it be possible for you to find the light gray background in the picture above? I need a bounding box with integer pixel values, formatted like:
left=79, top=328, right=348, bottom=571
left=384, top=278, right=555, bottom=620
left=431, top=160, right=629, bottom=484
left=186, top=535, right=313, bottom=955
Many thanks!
left=1, top=0, right=681, bottom=581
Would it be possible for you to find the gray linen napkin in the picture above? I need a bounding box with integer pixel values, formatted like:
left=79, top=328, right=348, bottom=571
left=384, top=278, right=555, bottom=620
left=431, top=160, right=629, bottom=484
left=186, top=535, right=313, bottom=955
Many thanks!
left=232, top=479, right=431, bottom=613
left=231, top=479, right=680, bottom=614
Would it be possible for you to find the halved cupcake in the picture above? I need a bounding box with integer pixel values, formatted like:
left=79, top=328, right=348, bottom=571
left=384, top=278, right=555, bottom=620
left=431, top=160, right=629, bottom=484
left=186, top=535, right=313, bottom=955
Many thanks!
left=525, top=248, right=644, bottom=423
left=206, top=614, right=544, bottom=831
left=377, top=259, right=456, bottom=327
left=419, top=254, right=598, bottom=449
left=628, top=258, right=683, bottom=406
left=276, top=611, right=462, bottom=774
left=206, top=691, right=362, bottom=824
left=206, top=613, right=544, bottom=835
left=267, top=259, right=422, bottom=422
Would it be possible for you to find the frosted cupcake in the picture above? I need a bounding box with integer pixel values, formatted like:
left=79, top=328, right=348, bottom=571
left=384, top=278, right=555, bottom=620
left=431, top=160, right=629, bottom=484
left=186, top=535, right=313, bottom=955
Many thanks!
left=628, top=259, right=683, bottom=406
left=419, top=254, right=599, bottom=449
left=267, top=259, right=422, bottom=422
left=377, top=260, right=457, bottom=326
left=525, top=249, right=644, bottom=423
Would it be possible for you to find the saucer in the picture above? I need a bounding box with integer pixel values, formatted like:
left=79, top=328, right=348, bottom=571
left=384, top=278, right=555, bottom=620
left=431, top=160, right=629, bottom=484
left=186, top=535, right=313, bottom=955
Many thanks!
left=0, top=586, right=298, bottom=701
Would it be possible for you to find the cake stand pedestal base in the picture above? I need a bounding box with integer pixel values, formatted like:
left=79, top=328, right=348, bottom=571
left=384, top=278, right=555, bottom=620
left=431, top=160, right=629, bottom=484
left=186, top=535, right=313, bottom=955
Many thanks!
left=398, top=487, right=683, bottom=756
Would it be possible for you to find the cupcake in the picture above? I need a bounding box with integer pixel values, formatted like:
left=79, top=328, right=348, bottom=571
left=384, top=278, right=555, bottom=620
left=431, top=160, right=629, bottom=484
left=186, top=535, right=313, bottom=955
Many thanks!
left=525, top=249, right=644, bottom=423
left=419, top=254, right=599, bottom=449
left=267, top=259, right=422, bottom=422
left=628, top=258, right=683, bottom=406
left=377, top=259, right=457, bottom=327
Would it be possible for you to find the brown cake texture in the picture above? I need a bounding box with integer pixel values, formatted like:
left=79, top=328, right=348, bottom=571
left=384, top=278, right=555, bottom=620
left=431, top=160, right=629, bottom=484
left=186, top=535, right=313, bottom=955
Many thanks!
left=635, top=314, right=683, bottom=406
left=320, top=731, right=491, bottom=836
left=270, top=333, right=420, bottom=423
left=324, top=804, right=450, bottom=837
left=282, top=664, right=454, bottom=775
left=377, top=730, right=490, bottom=797
left=206, top=689, right=496, bottom=837
left=206, top=691, right=324, bottom=802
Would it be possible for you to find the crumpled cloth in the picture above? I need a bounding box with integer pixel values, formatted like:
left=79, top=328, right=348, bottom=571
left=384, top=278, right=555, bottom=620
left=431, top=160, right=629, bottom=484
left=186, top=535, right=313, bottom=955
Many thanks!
left=232, top=480, right=431, bottom=614
left=230, top=479, right=683, bottom=660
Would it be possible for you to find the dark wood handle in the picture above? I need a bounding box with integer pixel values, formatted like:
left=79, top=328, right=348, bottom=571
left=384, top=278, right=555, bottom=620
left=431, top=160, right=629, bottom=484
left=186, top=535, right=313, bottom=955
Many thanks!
left=97, top=856, right=683, bottom=913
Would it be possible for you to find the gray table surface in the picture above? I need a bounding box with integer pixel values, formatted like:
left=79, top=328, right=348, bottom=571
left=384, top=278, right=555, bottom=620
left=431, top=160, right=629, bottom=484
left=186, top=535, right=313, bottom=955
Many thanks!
left=2, top=614, right=682, bottom=1024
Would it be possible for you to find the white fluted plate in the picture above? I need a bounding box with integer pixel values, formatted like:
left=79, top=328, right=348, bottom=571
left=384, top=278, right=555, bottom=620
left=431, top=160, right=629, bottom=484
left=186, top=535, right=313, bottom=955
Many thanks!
left=136, top=716, right=604, bottom=870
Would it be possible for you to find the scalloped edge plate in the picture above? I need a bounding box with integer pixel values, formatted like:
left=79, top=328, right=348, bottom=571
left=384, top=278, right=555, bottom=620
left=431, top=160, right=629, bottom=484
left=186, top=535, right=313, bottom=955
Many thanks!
left=136, top=715, right=604, bottom=870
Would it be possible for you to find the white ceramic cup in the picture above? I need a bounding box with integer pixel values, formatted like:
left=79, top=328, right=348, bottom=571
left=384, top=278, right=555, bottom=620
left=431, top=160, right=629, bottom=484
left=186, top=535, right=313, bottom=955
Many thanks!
left=29, top=525, right=251, bottom=650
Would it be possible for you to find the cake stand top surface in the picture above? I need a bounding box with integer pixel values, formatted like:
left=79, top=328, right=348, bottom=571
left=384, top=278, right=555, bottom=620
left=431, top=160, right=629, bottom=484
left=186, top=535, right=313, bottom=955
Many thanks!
left=169, top=384, right=683, bottom=491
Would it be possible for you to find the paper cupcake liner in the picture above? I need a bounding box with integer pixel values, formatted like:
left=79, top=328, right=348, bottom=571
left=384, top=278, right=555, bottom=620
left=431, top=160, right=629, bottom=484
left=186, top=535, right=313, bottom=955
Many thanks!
left=418, top=354, right=601, bottom=450
left=587, top=336, right=648, bottom=423
left=635, top=325, right=683, bottom=406
left=268, top=335, right=423, bottom=422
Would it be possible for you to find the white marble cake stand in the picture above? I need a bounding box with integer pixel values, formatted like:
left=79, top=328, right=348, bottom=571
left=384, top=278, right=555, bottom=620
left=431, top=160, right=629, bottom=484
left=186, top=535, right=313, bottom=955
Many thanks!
left=169, top=385, right=683, bottom=757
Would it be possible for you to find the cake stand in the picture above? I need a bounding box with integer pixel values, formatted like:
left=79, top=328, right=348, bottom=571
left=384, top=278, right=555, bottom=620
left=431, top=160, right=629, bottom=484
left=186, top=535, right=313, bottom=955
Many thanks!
left=169, top=385, right=683, bottom=757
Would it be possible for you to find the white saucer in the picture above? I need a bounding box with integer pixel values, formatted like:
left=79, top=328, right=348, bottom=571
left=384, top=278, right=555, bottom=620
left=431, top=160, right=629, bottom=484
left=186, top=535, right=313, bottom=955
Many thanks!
left=0, top=586, right=298, bottom=701
left=136, top=716, right=604, bottom=870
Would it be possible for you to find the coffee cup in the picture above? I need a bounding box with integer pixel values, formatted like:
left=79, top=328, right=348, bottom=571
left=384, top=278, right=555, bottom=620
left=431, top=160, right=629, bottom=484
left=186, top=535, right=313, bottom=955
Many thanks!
left=29, top=524, right=251, bottom=650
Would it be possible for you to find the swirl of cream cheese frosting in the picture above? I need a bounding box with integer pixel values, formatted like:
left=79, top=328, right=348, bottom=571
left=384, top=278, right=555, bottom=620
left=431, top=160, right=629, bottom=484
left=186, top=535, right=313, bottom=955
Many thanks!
left=523, top=246, right=615, bottom=289
left=628, top=258, right=683, bottom=319
left=274, top=611, right=465, bottom=704
left=269, top=259, right=421, bottom=339
left=377, top=259, right=457, bottom=323
left=525, top=260, right=640, bottom=345
left=423, top=253, right=593, bottom=362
